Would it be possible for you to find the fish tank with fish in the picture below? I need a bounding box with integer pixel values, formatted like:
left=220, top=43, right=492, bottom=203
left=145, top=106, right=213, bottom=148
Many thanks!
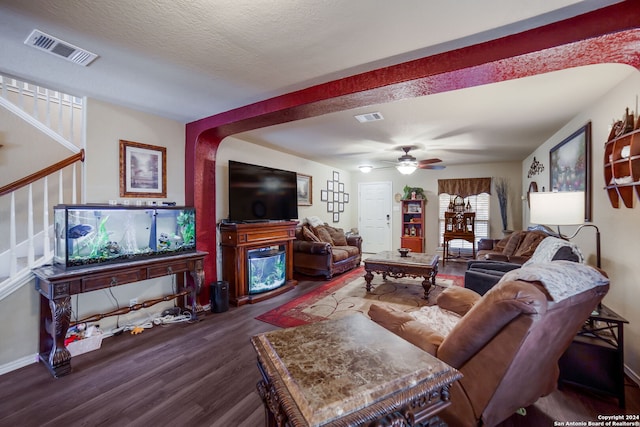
left=53, top=204, right=196, bottom=269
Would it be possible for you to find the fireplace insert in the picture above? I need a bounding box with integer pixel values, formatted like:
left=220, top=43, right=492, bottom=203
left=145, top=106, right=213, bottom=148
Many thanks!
left=247, top=246, right=286, bottom=295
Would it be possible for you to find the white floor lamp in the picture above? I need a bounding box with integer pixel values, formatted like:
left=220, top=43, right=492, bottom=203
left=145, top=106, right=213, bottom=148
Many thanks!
left=529, top=191, right=601, bottom=269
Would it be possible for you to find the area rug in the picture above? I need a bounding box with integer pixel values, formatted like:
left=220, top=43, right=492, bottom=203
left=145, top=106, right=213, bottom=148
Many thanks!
left=256, top=267, right=464, bottom=328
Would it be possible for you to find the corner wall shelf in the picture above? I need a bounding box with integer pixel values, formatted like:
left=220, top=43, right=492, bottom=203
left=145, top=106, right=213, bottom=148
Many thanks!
left=604, top=128, right=640, bottom=208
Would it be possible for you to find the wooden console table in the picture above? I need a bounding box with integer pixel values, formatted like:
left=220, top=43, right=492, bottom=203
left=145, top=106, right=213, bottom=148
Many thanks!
left=33, top=251, right=207, bottom=377
left=252, top=314, right=460, bottom=426
left=219, top=221, right=297, bottom=306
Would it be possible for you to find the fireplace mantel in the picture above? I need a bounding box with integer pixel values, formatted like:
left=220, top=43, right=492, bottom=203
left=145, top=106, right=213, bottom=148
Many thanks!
left=219, top=221, right=298, bottom=306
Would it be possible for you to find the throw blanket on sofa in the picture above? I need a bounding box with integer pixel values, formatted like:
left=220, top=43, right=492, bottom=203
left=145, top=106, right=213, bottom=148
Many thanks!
left=499, top=260, right=608, bottom=302
left=522, top=236, right=584, bottom=266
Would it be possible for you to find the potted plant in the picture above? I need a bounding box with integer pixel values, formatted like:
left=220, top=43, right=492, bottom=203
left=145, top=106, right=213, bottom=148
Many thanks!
left=402, top=185, right=426, bottom=200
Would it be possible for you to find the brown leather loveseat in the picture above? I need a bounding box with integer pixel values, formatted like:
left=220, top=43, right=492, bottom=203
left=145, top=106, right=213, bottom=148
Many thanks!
left=369, top=261, right=609, bottom=426
left=293, top=221, right=362, bottom=279
left=476, top=227, right=553, bottom=264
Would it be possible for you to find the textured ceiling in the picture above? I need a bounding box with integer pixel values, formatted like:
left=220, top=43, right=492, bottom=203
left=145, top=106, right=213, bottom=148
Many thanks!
left=0, top=0, right=633, bottom=170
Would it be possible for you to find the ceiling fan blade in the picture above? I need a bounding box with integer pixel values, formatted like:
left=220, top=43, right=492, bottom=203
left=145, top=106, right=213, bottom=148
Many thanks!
left=418, top=158, right=442, bottom=166
left=420, top=164, right=446, bottom=170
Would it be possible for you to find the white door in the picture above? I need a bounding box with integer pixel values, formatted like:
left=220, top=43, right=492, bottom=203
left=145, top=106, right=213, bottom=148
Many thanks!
left=358, top=181, right=392, bottom=253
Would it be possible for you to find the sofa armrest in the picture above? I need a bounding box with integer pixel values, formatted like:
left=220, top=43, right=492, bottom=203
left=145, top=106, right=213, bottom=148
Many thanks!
left=484, top=253, right=510, bottom=262
left=436, top=286, right=481, bottom=316
left=477, top=238, right=498, bottom=251
left=293, top=240, right=331, bottom=255
left=368, top=304, right=442, bottom=355
left=346, top=234, right=362, bottom=251
left=467, top=260, right=521, bottom=273
left=506, top=255, right=529, bottom=265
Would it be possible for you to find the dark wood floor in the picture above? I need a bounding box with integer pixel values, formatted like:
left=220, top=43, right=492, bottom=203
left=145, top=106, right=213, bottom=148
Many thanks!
left=0, top=258, right=637, bottom=426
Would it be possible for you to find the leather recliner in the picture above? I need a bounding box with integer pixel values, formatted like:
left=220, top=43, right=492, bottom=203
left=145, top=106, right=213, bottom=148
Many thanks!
left=465, top=236, right=584, bottom=295
left=369, top=261, right=609, bottom=427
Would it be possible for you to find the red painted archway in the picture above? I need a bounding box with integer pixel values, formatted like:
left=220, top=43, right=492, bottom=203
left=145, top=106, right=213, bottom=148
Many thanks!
left=186, top=2, right=640, bottom=303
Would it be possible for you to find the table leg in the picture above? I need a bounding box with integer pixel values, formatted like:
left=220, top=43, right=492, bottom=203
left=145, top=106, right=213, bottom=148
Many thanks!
left=421, top=278, right=431, bottom=299
left=39, top=296, right=72, bottom=377
left=364, top=269, right=374, bottom=291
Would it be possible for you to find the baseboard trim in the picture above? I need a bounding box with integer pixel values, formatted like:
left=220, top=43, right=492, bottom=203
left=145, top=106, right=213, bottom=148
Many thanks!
left=0, top=353, right=38, bottom=376
left=625, top=365, right=640, bottom=386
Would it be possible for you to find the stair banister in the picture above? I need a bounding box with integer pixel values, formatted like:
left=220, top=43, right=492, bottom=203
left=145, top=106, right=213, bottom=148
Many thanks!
left=0, top=149, right=84, bottom=197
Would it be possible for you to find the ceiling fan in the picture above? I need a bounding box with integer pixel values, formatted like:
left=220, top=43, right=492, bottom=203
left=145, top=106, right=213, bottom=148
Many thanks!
left=394, top=146, right=445, bottom=174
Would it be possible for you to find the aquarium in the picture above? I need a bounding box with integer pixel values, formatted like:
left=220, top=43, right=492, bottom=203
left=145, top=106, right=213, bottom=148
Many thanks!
left=247, top=246, right=286, bottom=295
left=53, top=204, right=196, bottom=269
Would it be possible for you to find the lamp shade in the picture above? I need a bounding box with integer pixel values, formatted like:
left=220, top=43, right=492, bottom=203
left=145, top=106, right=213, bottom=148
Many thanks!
left=358, top=165, right=373, bottom=173
left=529, top=191, right=585, bottom=225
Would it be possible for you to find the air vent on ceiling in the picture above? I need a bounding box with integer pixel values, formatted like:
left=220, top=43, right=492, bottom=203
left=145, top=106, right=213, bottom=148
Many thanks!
left=24, top=29, right=98, bottom=66
left=354, top=112, right=384, bottom=123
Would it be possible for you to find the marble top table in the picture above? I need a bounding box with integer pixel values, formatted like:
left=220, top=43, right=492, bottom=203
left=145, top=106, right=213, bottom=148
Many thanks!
left=251, top=314, right=461, bottom=426
left=364, top=251, right=439, bottom=299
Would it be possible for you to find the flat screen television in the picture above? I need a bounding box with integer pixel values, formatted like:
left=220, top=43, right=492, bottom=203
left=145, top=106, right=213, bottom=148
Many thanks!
left=228, top=160, right=298, bottom=222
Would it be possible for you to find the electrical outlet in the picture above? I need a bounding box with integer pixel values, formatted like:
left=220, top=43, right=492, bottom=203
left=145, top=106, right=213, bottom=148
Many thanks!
left=129, top=298, right=138, bottom=307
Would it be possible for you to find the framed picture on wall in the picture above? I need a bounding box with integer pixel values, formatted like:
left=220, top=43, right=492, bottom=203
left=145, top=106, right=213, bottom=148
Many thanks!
left=549, top=122, right=592, bottom=221
left=320, top=190, right=328, bottom=201
left=297, top=173, right=312, bottom=206
left=333, top=212, right=339, bottom=223
left=119, top=140, right=167, bottom=198
left=327, top=202, right=334, bottom=212
left=327, top=180, right=334, bottom=191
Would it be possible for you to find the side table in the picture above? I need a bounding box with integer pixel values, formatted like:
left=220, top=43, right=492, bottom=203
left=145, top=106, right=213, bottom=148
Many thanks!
left=251, top=314, right=461, bottom=426
left=558, top=304, right=628, bottom=408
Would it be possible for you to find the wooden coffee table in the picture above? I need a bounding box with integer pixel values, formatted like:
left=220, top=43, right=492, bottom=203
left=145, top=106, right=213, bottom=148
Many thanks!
left=364, top=251, right=439, bottom=298
left=251, top=314, right=460, bottom=426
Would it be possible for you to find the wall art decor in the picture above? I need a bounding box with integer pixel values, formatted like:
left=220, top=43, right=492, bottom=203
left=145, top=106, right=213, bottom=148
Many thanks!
left=323, top=170, right=350, bottom=219
left=527, top=156, right=545, bottom=178
left=297, top=173, right=312, bottom=206
left=119, top=140, right=166, bottom=198
left=549, top=122, right=592, bottom=221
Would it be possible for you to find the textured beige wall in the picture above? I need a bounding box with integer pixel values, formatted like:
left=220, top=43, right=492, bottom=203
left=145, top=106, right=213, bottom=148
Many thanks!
left=522, top=70, right=640, bottom=381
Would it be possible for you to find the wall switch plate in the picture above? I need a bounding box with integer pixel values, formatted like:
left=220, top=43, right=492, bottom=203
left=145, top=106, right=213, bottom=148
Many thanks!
left=129, top=298, right=138, bottom=307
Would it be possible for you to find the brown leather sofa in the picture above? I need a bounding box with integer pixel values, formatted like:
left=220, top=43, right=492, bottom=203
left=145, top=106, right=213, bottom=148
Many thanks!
left=476, top=228, right=552, bottom=264
left=369, top=262, right=609, bottom=426
left=293, top=223, right=362, bottom=279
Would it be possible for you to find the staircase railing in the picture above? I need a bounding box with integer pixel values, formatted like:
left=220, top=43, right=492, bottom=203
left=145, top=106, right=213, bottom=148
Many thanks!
left=0, top=73, right=84, bottom=299
left=0, top=151, right=84, bottom=298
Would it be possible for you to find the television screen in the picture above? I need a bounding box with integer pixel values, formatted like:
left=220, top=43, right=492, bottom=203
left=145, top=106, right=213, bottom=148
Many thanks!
left=228, top=160, right=298, bottom=222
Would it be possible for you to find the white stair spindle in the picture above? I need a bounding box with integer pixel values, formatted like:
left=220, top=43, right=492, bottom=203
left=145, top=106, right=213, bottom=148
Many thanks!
left=72, top=164, right=77, bottom=204
left=9, top=192, right=17, bottom=277
left=27, top=184, right=35, bottom=266
left=43, top=176, right=51, bottom=259
left=59, top=170, right=64, bottom=204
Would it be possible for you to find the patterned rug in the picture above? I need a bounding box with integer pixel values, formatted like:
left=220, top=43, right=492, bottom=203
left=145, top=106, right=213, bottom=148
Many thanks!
left=256, top=266, right=464, bottom=328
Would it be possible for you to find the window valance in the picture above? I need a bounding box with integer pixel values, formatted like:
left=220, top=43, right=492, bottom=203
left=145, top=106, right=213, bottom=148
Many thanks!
left=438, top=178, right=492, bottom=198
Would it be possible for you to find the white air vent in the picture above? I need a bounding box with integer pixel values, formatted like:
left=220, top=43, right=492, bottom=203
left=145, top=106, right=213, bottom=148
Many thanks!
left=354, top=112, right=384, bottom=123
left=24, top=29, right=98, bottom=66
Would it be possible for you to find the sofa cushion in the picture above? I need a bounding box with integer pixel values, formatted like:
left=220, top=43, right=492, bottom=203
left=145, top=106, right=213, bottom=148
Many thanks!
left=326, top=225, right=348, bottom=246
left=301, top=226, right=321, bottom=242
left=331, top=247, right=351, bottom=262
left=333, top=245, right=360, bottom=258
left=501, top=231, right=526, bottom=256
left=512, top=230, right=547, bottom=257
left=312, top=225, right=334, bottom=244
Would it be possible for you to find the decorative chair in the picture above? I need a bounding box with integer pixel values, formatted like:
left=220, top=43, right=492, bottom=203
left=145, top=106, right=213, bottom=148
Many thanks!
left=369, top=261, right=609, bottom=427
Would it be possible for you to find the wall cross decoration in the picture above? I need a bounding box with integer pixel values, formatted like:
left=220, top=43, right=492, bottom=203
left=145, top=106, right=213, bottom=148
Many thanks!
left=527, top=156, right=544, bottom=178
left=320, top=171, right=349, bottom=222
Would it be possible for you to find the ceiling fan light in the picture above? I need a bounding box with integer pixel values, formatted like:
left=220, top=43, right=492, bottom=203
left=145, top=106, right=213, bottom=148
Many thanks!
left=358, top=165, right=373, bottom=173
left=396, top=163, right=417, bottom=175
